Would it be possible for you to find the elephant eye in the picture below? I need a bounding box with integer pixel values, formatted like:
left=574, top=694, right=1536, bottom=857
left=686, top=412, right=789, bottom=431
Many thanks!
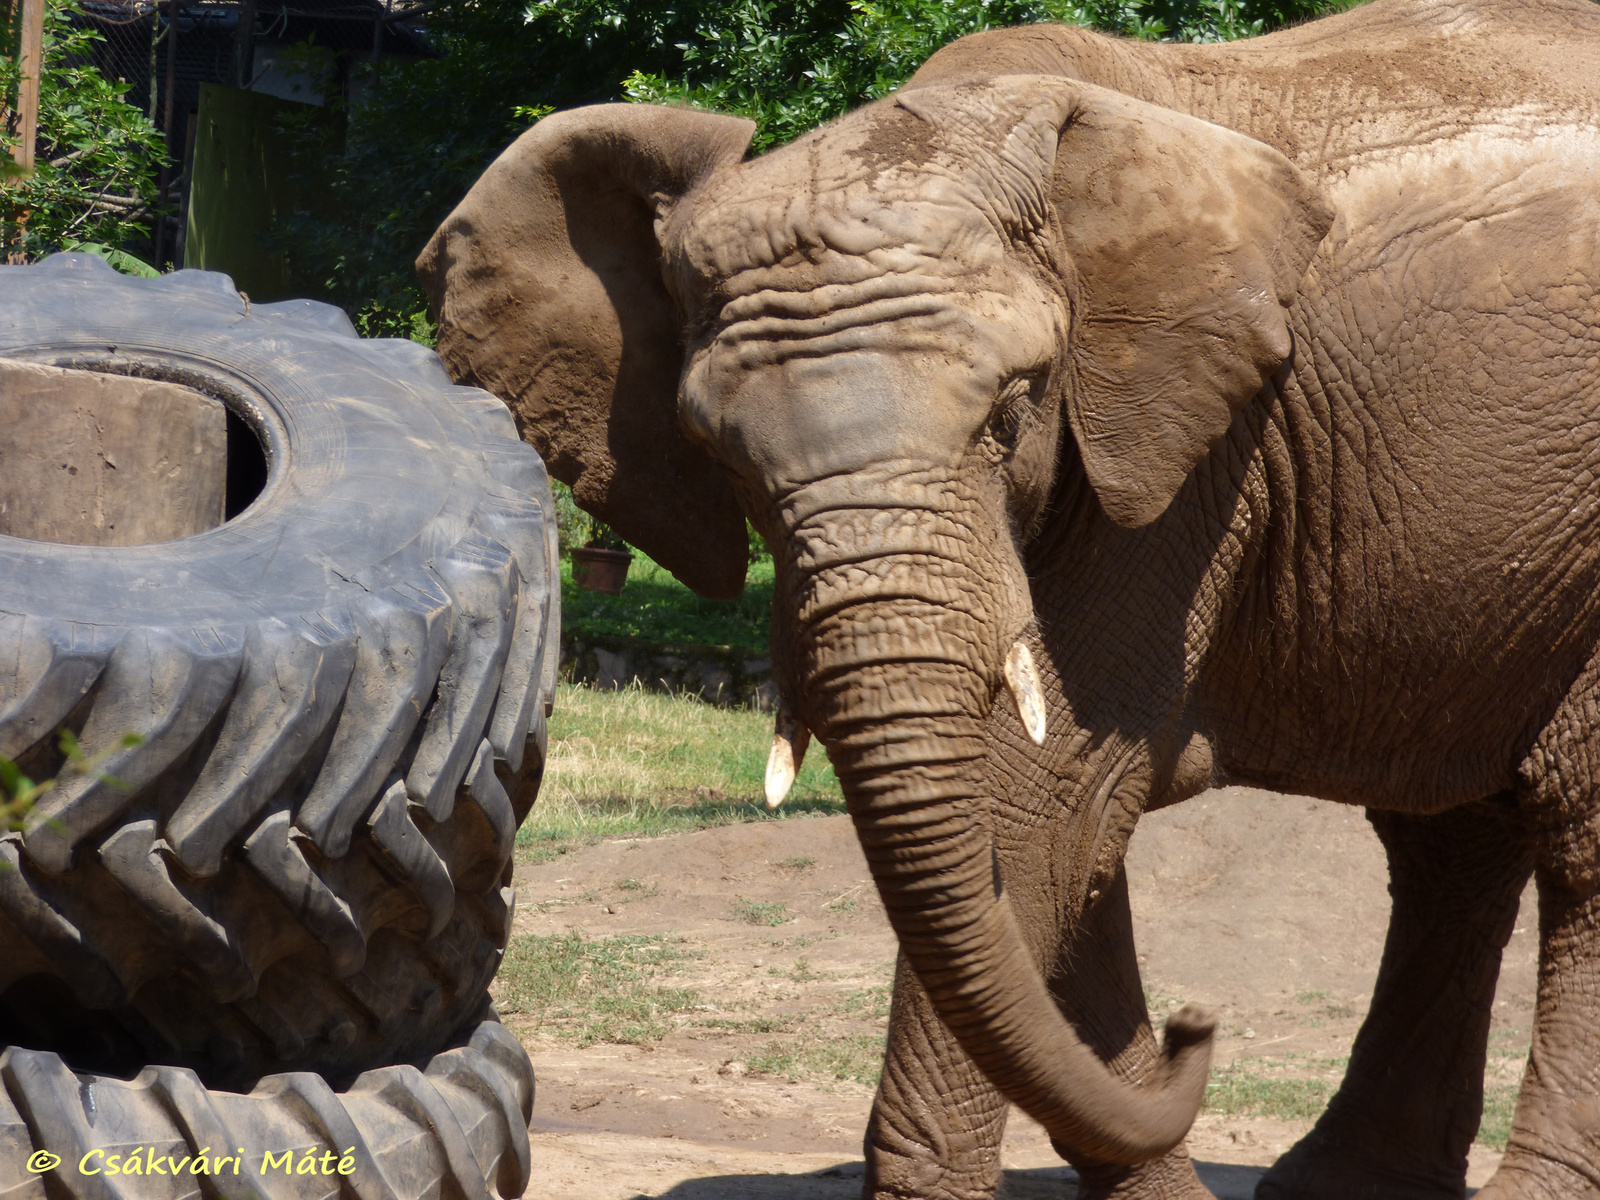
left=988, top=373, right=1045, bottom=454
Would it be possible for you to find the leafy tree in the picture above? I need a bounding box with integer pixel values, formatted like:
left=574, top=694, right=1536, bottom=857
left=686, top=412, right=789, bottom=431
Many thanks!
left=276, top=0, right=1349, bottom=336
left=1, top=0, right=167, bottom=268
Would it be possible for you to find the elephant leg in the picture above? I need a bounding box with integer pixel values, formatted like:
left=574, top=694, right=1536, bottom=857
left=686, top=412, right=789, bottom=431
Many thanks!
left=862, top=951, right=1011, bottom=1200
left=1476, top=711, right=1600, bottom=1199
left=1258, top=799, right=1534, bottom=1200
left=1050, top=868, right=1216, bottom=1200
left=863, top=864, right=1214, bottom=1200
left=1477, top=882, right=1600, bottom=1198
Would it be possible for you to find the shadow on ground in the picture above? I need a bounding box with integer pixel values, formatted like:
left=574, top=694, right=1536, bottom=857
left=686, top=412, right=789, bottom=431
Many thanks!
left=628, top=1159, right=1269, bottom=1199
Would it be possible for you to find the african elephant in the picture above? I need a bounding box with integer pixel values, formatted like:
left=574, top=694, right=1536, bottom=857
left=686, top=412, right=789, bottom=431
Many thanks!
left=417, top=0, right=1600, bottom=1194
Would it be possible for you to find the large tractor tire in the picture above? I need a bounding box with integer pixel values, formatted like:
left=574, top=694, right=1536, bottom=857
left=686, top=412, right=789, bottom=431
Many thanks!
left=0, top=254, right=556, bottom=1196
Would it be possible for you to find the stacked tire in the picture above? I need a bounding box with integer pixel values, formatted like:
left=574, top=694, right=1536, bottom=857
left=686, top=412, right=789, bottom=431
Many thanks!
left=0, top=254, right=557, bottom=1198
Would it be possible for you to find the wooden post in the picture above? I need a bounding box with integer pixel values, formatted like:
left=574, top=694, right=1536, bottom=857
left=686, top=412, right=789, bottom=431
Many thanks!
left=11, top=0, right=43, bottom=172
left=234, top=0, right=255, bottom=88
left=154, top=0, right=179, bottom=264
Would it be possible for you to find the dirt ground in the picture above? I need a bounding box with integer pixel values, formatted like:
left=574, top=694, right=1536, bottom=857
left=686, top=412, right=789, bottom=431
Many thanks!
left=501, top=787, right=1538, bottom=1198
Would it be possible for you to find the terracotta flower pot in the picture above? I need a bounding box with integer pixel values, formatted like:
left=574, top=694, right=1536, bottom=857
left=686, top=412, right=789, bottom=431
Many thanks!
left=572, top=546, right=633, bottom=594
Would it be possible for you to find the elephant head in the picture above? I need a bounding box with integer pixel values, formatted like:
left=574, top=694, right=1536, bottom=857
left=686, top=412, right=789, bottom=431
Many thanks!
left=418, top=76, right=1331, bottom=1166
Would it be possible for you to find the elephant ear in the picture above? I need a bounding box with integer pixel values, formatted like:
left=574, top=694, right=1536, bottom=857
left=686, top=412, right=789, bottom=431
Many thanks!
left=898, top=75, right=1330, bottom=527
left=417, top=104, right=757, bottom=599
left=1043, top=80, right=1332, bottom=527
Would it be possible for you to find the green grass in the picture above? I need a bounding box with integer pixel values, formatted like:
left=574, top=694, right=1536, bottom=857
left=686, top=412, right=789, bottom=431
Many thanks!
left=733, top=898, right=791, bottom=926
left=748, top=1032, right=887, bottom=1088
left=1201, top=1057, right=1522, bottom=1150
left=834, top=985, right=892, bottom=1019
left=1478, top=1084, right=1521, bottom=1151
left=495, top=932, right=701, bottom=1046
left=518, top=681, right=843, bottom=863
left=1204, top=1064, right=1338, bottom=1122
left=562, top=553, right=775, bottom=654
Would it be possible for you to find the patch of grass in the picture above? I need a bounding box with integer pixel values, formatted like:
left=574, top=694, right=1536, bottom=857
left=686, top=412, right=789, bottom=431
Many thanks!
left=748, top=1032, right=887, bottom=1088
left=825, top=886, right=866, bottom=913
left=1478, top=1084, right=1521, bottom=1151
left=495, top=932, right=700, bottom=1046
left=834, top=985, right=892, bottom=1019
left=1295, top=989, right=1358, bottom=1021
left=1143, top=984, right=1183, bottom=1017
left=733, top=898, right=791, bottom=926
left=774, top=855, right=816, bottom=871
left=1204, top=1064, right=1337, bottom=1122
left=1203, top=1058, right=1514, bottom=1150
left=518, top=682, right=844, bottom=863
left=695, top=1015, right=797, bottom=1034
left=562, top=553, right=774, bottom=654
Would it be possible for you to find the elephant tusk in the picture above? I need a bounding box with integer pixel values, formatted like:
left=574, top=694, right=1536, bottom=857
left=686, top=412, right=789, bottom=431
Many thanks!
left=764, top=711, right=812, bottom=809
left=1004, top=641, right=1048, bottom=746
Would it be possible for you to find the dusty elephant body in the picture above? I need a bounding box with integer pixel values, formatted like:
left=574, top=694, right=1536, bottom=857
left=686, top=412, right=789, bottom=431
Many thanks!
left=420, top=0, right=1600, bottom=1195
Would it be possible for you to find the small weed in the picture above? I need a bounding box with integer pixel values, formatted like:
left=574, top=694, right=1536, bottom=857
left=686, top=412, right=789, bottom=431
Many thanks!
left=774, top=855, right=816, bottom=871
left=826, top=894, right=858, bottom=913
left=788, top=957, right=822, bottom=982
left=1295, top=990, right=1329, bottom=1004
left=612, top=877, right=659, bottom=899
left=733, top=898, right=791, bottom=926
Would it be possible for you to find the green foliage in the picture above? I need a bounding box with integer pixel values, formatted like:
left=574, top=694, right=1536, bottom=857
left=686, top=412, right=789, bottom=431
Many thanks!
left=0, top=729, right=144, bottom=832
left=59, top=238, right=159, bottom=275
left=617, top=0, right=1302, bottom=148
left=273, top=0, right=1347, bottom=331
left=1, top=1, right=168, bottom=263
left=563, top=552, right=774, bottom=653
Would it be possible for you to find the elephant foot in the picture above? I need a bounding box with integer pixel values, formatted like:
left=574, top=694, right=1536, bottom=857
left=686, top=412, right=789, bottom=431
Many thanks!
left=1255, top=1130, right=1464, bottom=1200
left=862, top=1138, right=1003, bottom=1200
left=1473, top=1148, right=1600, bottom=1200
left=862, top=1159, right=999, bottom=1200
left=1071, top=1148, right=1217, bottom=1200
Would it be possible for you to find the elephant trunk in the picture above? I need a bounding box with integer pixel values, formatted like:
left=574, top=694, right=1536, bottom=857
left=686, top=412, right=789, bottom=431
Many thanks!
left=794, top=523, right=1212, bottom=1167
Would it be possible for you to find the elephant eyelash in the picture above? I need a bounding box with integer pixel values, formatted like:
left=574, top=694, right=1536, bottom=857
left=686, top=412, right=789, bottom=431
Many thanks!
left=987, top=373, right=1045, bottom=454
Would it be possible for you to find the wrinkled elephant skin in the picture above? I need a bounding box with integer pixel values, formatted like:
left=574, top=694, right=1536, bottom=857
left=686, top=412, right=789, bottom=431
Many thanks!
left=420, top=1, right=1600, bottom=1195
